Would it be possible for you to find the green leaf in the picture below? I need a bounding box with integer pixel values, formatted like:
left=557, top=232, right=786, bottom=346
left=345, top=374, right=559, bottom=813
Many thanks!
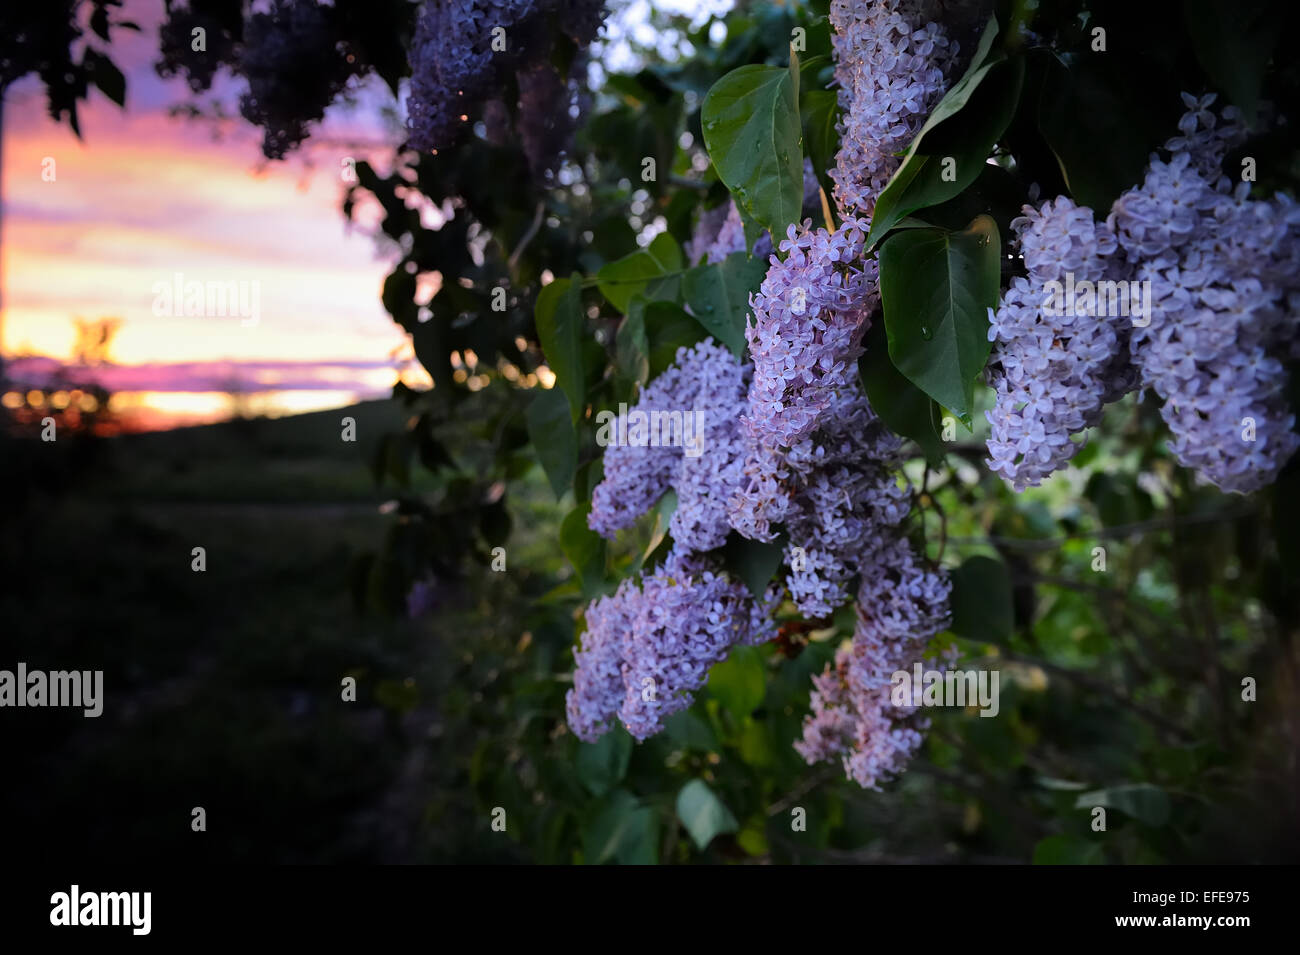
left=643, top=301, right=707, bottom=378
left=615, top=299, right=650, bottom=385
left=737, top=200, right=767, bottom=254
left=637, top=490, right=677, bottom=571
left=1184, top=0, right=1278, bottom=127
left=382, top=267, right=418, bottom=330
left=1035, top=776, right=1092, bottom=792
left=866, top=18, right=1022, bottom=246
left=676, top=779, right=739, bottom=851
left=707, top=645, right=766, bottom=719
left=701, top=59, right=803, bottom=239
left=1084, top=473, right=1147, bottom=527
left=1032, top=835, right=1103, bottom=865
left=879, top=215, right=1000, bottom=423
left=561, top=503, right=606, bottom=595
left=384, top=432, right=411, bottom=487
left=412, top=322, right=451, bottom=392
left=681, top=252, right=766, bottom=357
left=479, top=497, right=511, bottom=546
left=800, top=88, right=840, bottom=211
left=1038, top=52, right=1181, bottom=212
left=534, top=275, right=586, bottom=421
left=85, top=50, right=126, bottom=107
left=663, top=709, right=719, bottom=751
left=738, top=719, right=774, bottom=767
left=859, top=320, right=945, bottom=465
left=576, top=727, right=633, bottom=797
left=596, top=233, right=682, bottom=313
left=736, top=821, right=770, bottom=857
left=949, top=555, right=1014, bottom=643
left=1074, top=784, right=1171, bottom=827
left=525, top=388, right=576, bottom=499
left=721, top=530, right=786, bottom=598
left=583, top=790, right=659, bottom=864
left=90, top=6, right=110, bottom=41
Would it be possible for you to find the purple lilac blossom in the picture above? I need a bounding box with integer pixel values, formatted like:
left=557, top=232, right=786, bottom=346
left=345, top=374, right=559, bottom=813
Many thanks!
left=617, top=550, right=755, bottom=738
left=565, top=579, right=636, bottom=743
left=1112, top=94, right=1300, bottom=493
left=405, top=578, right=441, bottom=618
left=406, top=0, right=603, bottom=154
left=778, top=383, right=910, bottom=618
left=796, top=537, right=951, bottom=789
left=588, top=338, right=746, bottom=549
left=983, top=196, right=1136, bottom=491
left=730, top=217, right=878, bottom=543
left=829, top=0, right=960, bottom=219
left=239, top=0, right=358, bottom=159
left=669, top=341, right=752, bottom=554
left=566, top=548, right=772, bottom=742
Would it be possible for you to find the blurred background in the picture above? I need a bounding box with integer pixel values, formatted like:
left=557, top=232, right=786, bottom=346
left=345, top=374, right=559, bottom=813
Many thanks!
left=2, top=0, right=1298, bottom=864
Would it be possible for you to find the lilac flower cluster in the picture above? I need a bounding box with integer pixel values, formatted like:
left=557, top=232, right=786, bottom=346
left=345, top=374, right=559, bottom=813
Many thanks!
left=730, top=217, right=878, bottom=542
left=776, top=384, right=911, bottom=618
left=685, top=160, right=821, bottom=267
left=408, top=0, right=537, bottom=151
left=684, top=203, right=736, bottom=266
left=987, top=95, right=1299, bottom=494
left=691, top=202, right=750, bottom=265
left=670, top=344, right=751, bottom=554
left=156, top=2, right=241, bottom=94
left=515, top=57, right=591, bottom=178
left=742, top=218, right=878, bottom=447
left=984, top=197, right=1137, bottom=491
left=1111, top=95, right=1300, bottom=493
left=565, top=549, right=769, bottom=741
left=239, top=0, right=359, bottom=159
left=565, top=578, right=634, bottom=742
left=407, top=0, right=604, bottom=167
left=571, top=3, right=969, bottom=768
left=794, top=536, right=951, bottom=788
left=574, top=258, right=949, bottom=786
left=721, top=213, right=951, bottom=786
left=571, top=339, right=784, bottom=741
left=772, top=403, right=950, bottom=788
left=616, top=551, right=756, bottom=738
left=734, top=282, right=951, bottom=788
left=589, top=338, right=748, bottom=550
left=829, top=0, right=959, bottom=218
left=406, top=578, right=441, bottom=618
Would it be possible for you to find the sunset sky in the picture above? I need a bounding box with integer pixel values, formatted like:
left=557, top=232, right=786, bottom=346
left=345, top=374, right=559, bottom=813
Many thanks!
left=1, top=0, right=417, bottom=426
left=0, top=0, right=727, bottom=428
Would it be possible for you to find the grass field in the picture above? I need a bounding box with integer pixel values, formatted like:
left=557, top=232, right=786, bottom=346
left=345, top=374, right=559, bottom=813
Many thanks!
left=1, top=400, right=546, bottom=862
